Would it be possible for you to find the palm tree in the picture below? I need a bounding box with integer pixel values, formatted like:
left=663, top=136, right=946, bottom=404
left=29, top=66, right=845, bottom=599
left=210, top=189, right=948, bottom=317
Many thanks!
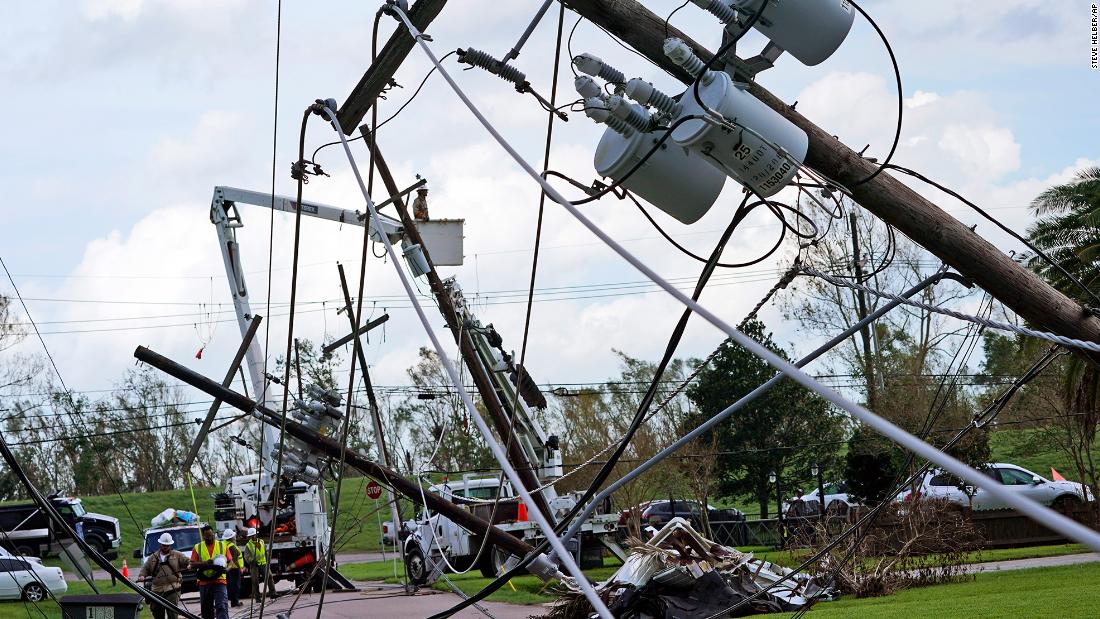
left=1026, top=166, right=1100, bottom=523
left=1027, top=167, right=1100, bottom=296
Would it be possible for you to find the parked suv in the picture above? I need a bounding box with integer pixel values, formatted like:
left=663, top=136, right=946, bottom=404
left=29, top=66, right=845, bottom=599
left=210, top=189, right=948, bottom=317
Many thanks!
left=620, top=500, right=744, bottom=531
left=897, top=463, right=1094, bottom=511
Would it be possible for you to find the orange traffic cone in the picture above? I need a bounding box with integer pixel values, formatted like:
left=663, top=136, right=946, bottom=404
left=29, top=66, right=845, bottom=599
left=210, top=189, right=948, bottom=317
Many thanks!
left=1052, top=468, right=1067, bottom=481
left=517, top=501, right=528, bottom=522
left=121, top=559, right=129, bottom=579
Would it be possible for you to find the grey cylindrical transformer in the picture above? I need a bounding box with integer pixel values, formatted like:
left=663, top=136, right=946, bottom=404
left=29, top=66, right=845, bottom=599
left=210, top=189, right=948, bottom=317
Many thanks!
left=672, top=71, right=807, bottom=197
left=737, top=0, right=855, bottom=66
left=593, top=127, right=726, bottom=224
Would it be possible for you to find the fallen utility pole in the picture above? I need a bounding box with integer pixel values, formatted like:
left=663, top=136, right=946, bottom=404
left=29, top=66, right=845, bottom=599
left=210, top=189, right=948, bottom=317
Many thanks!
left=358, top=125, right=555, bottom=522
left=563, top=0, right=1100, bottom=354
left=337, top=0, right=449, bottom=133
left=133, top=345, right=536, bottom=559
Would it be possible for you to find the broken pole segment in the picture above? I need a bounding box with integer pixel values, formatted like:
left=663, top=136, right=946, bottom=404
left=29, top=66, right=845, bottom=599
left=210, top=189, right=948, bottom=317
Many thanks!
left=563, top=0, right=1100, bottom=358
left=133, top=345, right=536, bottom=559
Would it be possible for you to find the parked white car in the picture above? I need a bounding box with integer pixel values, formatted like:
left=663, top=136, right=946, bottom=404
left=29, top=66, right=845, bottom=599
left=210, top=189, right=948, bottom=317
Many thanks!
left=783, top=482, right=861, bottom=517
left=0, top=547, right=42, bottom=565
left=0, top=557, right=67, bottom=602
left=897, top=463, right=1094, bottom=511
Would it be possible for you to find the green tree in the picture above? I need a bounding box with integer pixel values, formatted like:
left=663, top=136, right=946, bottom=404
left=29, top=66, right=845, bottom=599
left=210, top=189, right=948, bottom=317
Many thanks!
left=844, top=326, right=989, bottom=504
left=687, top=320, right=845, bottom=517
left=550, top=351, right=689, bottom=535
left=393, top=347, right=494, bottom=475
left=1023, top=166, right=1100, bottom=522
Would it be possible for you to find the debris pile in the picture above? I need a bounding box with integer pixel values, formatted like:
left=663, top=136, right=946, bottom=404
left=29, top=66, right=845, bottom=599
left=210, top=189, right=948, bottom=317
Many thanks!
left=549, top=518, right=836, bottom=618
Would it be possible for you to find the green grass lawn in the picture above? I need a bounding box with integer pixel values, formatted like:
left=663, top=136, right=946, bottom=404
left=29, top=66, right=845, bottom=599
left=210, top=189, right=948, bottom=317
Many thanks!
left=988, top=428, right=1096, bottom=480
left=758, top=562, right=1100, bottom=618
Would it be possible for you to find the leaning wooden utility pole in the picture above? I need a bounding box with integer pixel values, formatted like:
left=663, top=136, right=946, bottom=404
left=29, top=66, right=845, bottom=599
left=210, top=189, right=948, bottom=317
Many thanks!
left=558, top=0, right=1100, bottom=353
left=334, top=0, right=554, bottom=524
left=358, top=126, right=556, bottom=522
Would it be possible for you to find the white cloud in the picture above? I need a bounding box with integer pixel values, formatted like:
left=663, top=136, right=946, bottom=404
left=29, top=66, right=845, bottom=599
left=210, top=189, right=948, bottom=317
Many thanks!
left=81, top=0, right=144, bottom=22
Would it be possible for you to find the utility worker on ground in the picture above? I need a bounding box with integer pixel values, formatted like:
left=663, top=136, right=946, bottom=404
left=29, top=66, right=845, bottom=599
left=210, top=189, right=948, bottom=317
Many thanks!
left=221, top=529, right=243, bottom=608
left=412, top=186, right=430, bottom=220
left=243, top=527, right=273, bottom=601
left=191, top=524, right=231, bottom=619
left=138, top=532, right=190, bottom=619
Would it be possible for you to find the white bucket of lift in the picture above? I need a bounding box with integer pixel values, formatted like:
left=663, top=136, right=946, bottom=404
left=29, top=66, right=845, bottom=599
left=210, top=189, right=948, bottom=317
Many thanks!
left=737, top=0, right=855, bottom=66
left=593, top=126, right=726, bottom=225
left=672, top=71, right=807, bottom=197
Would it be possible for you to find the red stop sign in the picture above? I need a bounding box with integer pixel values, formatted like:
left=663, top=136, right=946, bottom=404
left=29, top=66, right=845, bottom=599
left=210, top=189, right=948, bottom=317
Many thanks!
left=365, top=480, right=383, bottom=500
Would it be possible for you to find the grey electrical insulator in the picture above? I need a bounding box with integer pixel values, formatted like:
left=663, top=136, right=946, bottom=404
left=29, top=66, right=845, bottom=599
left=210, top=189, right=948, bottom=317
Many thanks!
left=583, top=98, right=634, bottom=136
left=624, top=78, right=682, bottom=117
left=457, top=48, right=527, bottom=87
left=664, top=38, right=709, bottom=79
left=663, top=40, right=808, bottom=197
left=689, top=0, right=736, bottom=23
left=572, top=53, right=625, bottom=85
left=606, top=96, right=652, bottom=133
left=574, top=75, right=603, bottom=99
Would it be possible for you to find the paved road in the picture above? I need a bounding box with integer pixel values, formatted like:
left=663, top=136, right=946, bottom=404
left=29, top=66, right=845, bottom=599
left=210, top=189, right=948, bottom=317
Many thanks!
left=959, top=551, right=1100, bottom=574
left=174, top=581, right=546, bottom=618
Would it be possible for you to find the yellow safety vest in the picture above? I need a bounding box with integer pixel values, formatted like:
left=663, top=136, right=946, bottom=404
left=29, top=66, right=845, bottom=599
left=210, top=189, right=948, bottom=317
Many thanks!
left=194, top=540, right=227, bottom=582
left=226, top=542, right=244, bottom=569
left=246, top=539, right=267, bottom=566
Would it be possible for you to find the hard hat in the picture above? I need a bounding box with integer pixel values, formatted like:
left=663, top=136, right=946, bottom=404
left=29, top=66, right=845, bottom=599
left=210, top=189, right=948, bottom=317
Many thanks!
left=158, top=533, right=174, bottom=546
left=221, top=529, right=236, bottom=541
left=246, top=527, right=257, bottom=537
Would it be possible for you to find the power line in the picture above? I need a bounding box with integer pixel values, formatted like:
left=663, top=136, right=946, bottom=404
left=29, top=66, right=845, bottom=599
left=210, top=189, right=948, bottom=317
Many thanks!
left=803, top=266, right=1100, bottom=354
left=0, top=253, right=144, bottom=536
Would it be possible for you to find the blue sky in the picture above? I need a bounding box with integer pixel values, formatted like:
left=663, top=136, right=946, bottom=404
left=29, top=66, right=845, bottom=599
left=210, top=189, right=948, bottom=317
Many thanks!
left=1, top=0, right=1098, bottom=402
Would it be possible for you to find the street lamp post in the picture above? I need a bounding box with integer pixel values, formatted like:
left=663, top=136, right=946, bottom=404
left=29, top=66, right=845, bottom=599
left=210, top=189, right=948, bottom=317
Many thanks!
left=812, top=462, right=826, bottom=525
left=770, top=470, right=783, bottom=549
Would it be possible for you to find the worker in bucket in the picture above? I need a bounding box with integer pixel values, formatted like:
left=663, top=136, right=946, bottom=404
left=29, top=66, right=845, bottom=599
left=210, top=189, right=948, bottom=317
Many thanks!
left=191, top=524, right=231, bottom=619
left=221, top=529, right=244, bottom=608
left=138, top=532, right=190, bottom=619
left=243, top=527, right=274, bottom=601
left=412, top=186, right=430, bottom=220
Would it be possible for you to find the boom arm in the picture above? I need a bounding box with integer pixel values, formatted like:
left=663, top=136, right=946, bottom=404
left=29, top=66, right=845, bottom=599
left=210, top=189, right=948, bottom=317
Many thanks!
left=208, top=186, right=405, bottom=500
